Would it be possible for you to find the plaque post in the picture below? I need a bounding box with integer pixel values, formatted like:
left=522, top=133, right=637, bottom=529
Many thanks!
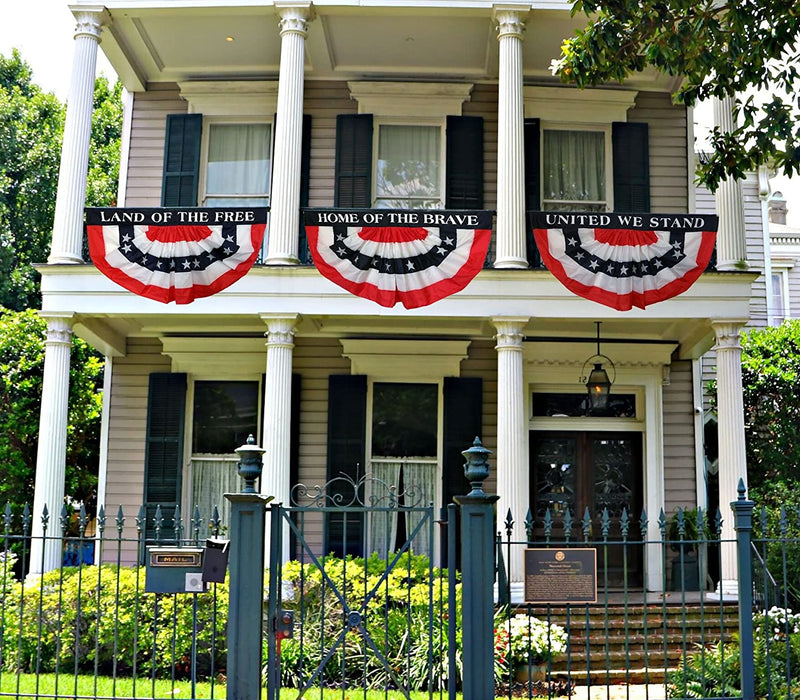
left=455, top=437, right=500, bottom=700
left=226, top=436, right=272, bottom=700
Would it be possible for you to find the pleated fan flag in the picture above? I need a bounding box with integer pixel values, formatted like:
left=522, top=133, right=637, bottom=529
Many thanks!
left=304, top=209, right=493, bottom=309
left=531, top=212, right=718, bottom=311
left=86, top=207, right=268, bottom=304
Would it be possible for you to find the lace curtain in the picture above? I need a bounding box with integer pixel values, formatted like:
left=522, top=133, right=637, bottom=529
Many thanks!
left=205, top=123, right=271, bottom=206
left=543, top=129, right=605, bottom=210
left=189, top=456, right=243, bottom=532
left=375, top=125, right=442, bottom=208
left=368, top=458, right=437, bottom=559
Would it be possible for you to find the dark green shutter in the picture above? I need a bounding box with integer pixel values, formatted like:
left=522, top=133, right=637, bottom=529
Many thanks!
left=161, top=114, right=202, bottom=207
left=325, top=374, right=367, bottom=556
left=442, top=376, right=482, bottom=568
left=524, top=118, right=542, bottom=267
left=334, top=114, right=373, bottom=207
left=612, top=122, right=650, bottom=212
left=445, top=116, right=484, bottom=209
left=298, top=115, right=313, bottom=264
left=289, top=372, right=302, bottom=557
left=143, top=373, right=187, bottom=544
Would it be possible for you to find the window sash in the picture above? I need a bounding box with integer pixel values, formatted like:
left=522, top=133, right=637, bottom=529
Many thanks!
left=375, top=124, right=443, bottom=209
left=203, top=122, right=271, bottom=206
left=542, top=128, right=607, bottom=211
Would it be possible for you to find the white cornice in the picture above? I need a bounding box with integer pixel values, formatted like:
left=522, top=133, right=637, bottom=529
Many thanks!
left=524, top=86, right=638, bottom=123
left=178, top=80, right=280, bottom=116
left=347, top=81, right=473, bottom=117
left=340, top=338, right=470, bottom=378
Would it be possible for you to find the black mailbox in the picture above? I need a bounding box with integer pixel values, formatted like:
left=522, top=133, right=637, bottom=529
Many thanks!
left=202, top=537, right=230, bottom=584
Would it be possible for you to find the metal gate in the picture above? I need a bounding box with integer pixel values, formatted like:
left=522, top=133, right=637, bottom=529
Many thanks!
left=264, top=475, right=456, bottom=699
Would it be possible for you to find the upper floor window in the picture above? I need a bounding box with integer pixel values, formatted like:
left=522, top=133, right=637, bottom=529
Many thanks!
left=203, top=122, right=271, bottom=207
left=542, top=128, right=609, bottom=212
left=375, top=123, right=443, bottom=209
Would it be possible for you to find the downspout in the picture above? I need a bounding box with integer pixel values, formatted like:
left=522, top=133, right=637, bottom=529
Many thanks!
left=758, top=165, right=774, bottom=326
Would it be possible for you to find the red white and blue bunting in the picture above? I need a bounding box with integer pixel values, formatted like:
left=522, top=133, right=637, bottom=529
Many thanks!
left=531, top=212, right=718, bottom=311
left=86, top=208, right=268, bottom=304
left=303, top=209, right=493, bottom=309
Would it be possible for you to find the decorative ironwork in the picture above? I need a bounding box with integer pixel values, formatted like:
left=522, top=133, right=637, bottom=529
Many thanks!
left=290, top=472, right=432, bottom=509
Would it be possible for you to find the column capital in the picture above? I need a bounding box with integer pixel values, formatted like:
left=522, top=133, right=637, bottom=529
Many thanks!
left=261, top=313, right=299, bottom=347
left=276, top=2, right=315, bottom=35
left=492, top=317, right=528, bottom=349
left=493, top=5, right=529, bottom=39
left=72, top=7, right=107, bottom=41
left=711, top=320, right=746, bottom=351
left=40, top=313, right=75, bottom=346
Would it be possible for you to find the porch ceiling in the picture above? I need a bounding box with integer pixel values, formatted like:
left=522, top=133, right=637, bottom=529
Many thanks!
left=88, top=1, right=680, bottom=92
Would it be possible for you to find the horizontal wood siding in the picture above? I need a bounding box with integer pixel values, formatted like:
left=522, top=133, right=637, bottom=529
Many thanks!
left=463, top=84, right=498, bottom=212
left=124, top=84, right=186, bottom=207
left=103, top=338, right=170, bottom=564
left=628, top=93, right=688, bottom=212
left=663, top=360, right=697, bottom=515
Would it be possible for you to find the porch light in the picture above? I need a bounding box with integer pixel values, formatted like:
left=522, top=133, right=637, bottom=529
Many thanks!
left=581, top=322, right=616, bottom=413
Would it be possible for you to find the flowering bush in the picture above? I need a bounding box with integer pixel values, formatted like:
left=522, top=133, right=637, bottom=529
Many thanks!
left=754, top=606, right=800, bottom=643
left=495, top=612, right=568, bottom=667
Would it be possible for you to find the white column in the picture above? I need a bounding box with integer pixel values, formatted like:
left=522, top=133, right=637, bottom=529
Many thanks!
left=712, top=97, right=748, bottom=271
left=29, top=314, right=74, bottom=575
left=260, top=314, right=298, bottom=561
left=711, top=321, right=748, bottom=598
left=493, top=317, right=529, bottom=590
left=49, top=9, right=104, bottom=264
left=265, top=4, right=314, bottom=265
left=493, top=7, right=529, bottom=270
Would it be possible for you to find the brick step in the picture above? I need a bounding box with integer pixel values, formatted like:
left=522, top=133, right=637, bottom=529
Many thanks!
left=561, top=633, right=736, bottom=651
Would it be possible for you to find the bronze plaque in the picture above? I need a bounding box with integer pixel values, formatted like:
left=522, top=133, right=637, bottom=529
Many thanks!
left=524, top=548, right=597, bottom=604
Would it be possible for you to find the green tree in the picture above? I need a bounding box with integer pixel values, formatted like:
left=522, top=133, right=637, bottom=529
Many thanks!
left=0, top=307, right=103, bottom=509
left=0, top=50, right=122, bottom=310
left=552, top=0, right=800, bottom=191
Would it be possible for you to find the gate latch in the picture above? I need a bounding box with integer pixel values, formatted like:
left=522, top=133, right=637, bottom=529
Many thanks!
left=274, top=610, right=295, bottom=640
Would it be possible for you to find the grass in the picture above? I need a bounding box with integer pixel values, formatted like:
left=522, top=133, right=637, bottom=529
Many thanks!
left=0, top=673, right=460, bottom=699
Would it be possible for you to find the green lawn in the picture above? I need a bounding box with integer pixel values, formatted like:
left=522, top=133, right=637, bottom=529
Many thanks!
left=0, top=674, right=464, bottom=699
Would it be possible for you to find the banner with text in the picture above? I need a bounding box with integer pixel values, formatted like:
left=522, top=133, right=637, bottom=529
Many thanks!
left=86, top=207, right=268, bottom=304
left=303, top=209, right=493, bottom=309
left=531, top=211, right=718, bottom=311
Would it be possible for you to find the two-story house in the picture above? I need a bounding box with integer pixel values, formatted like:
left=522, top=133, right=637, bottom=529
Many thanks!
left=32, top=0, right=757, bottom=599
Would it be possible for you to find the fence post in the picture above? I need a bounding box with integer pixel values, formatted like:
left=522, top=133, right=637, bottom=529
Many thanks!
left=732, top=478, right=755, bottom=700
left=226, top=436, right=272, bottom=700
left=455, top=437, right=499, bottom=700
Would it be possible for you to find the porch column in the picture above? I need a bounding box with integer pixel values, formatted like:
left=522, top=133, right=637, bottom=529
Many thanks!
left=29, top=314, right=74, bottom=575
left=492, top=317, right=529, bottom=587
left=49, top=8, right=104, bottom=264
left=265, top=3, right=314, bottom=265
left=492, top=6, right=529, bottom=270
left=712, top=320, right=748, bottom=598
left=260, top=314, right=298, bottom=561
left=712, top=97, right=748, bottom=271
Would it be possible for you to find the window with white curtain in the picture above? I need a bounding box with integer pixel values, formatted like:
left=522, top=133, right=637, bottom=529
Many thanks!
left=375, top=124, right=443, bottom=209
left=772, top=271, right=787, bottom=323
left=368, top=382, right=438, bottom=558
left=542, top=128, right=608, bottom=212
left=203, top=123, right=271, bottom=207
left=190, top=380, right=260, bottom=528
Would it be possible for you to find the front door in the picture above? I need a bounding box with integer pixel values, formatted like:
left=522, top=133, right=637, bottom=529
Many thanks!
left=530, top=431, right=643, bottom=587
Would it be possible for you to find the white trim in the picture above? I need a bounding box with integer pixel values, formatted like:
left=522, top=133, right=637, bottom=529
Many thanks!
left=162, top=337, right=267, bottom=377
left=340, top=339, right=470, bottom=378
left=524, top=86, right=637, bottom=123
left=347, top=81, right=473, bottom=118
left=178, top=80, right=279, bottom=116
left=692, top=359, right=707, bottom=510
left=116, top=88, right=133, bottom=207
left=95, top=355, right=113, bottom=515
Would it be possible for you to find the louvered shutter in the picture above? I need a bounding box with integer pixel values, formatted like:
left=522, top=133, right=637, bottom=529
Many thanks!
left=612, top=122, right=651, bottom=212
left=298, top=115, right=314, bottom=263
left=161, top=114, right=202, bottom=207
left=325, top=374, right=367, bottom=556
left=524, top=118, right=542, bottom=267
left=445, top=116, right=484, bottom=209
left=334, top=114, right=373, bottom=207
left=143, top=373, right=187, bottom=545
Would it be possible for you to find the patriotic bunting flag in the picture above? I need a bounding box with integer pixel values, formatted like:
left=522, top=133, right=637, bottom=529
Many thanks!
left=303, top=209, right=493, bottom=309
left=531, top=212, right=718, bottom=311
left=86, top=208, right=268, bottom=304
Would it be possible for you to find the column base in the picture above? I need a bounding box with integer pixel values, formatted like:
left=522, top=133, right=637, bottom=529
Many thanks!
left=47, top=253, right=85, bottom=265
left=493, top=257, right=529, bottom=270
left=706, top=579, right=739, bottom=601
left=714, top=259, right=749, bottom=272
left=264, top=255, right=301, bottom=265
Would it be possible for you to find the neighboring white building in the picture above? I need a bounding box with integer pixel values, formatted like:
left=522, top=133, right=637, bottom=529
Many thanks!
left=32, top=0, right=758, bottom=598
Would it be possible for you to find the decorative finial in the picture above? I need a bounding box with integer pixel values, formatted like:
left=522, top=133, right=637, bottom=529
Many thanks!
left=462, top=436, right=492, bottom=496
left=235, top=436, right=265, bottom=493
